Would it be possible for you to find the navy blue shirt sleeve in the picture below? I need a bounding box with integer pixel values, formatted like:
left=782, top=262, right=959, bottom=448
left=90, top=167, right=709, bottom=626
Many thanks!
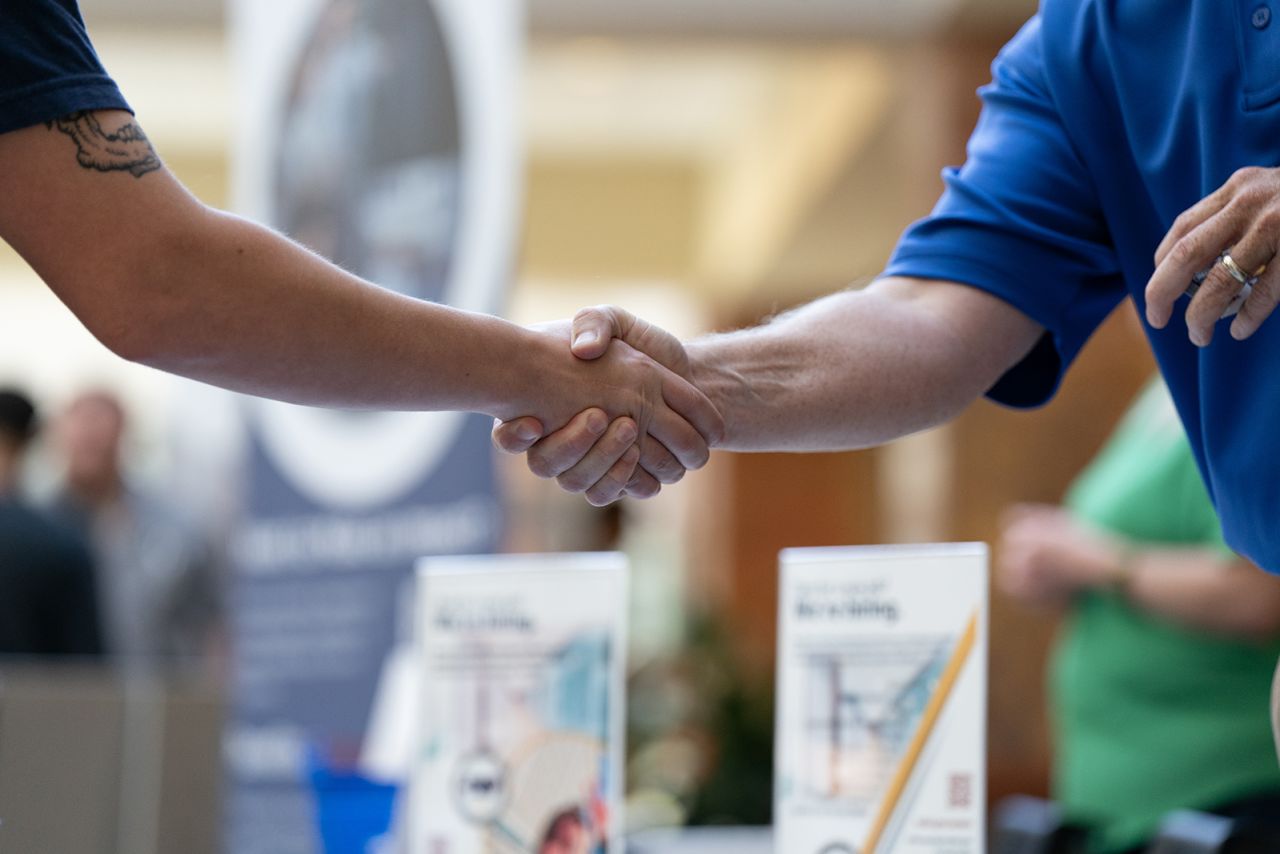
left=0, top=0, right=131, bottom=135
left=882, top=15, right=1125, bottom=408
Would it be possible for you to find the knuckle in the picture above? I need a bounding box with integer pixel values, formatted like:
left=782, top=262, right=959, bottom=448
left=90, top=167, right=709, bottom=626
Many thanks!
left=614, top=420, right=639, bottom=448
left=1171, top=210, right=1195, bottom=235
left=634, top=354, right=661, bottom=381
left=1237, top=184, right=1269, bottom=209
left=1231, top=166, right=1262, bottom=187
left=574, top=305, right=604, bottom=323
left=1168, top=237, right=1199, bottom=268
left=1258, top=206, right=1280, bottom=233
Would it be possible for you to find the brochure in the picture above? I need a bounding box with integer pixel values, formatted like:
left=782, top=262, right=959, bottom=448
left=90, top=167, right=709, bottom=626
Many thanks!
left=409, top=553, right=628, bottom=854
left=775, top=544, right=988, bottom=854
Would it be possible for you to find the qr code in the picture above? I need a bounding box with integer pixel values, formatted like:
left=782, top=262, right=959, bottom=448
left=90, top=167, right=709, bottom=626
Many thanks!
left=948, top=773, right=972, bottom=808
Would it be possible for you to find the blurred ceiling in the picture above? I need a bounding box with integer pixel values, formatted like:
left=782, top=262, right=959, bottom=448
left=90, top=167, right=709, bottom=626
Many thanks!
left=81, top=0, right=1034, bottom=39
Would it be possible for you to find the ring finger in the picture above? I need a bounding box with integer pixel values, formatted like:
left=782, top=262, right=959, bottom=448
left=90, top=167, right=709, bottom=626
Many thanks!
left=584, top=445, right=642, bottom=507
left=1185, top=239, right=1271, bottom=346
left=556, top=417, right=639, bottom=494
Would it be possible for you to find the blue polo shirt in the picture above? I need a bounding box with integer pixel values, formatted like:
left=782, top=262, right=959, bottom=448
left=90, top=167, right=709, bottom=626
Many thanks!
left=0, top=0, right=130, bottom=135
left=884, top=1, right=1280, bottom=571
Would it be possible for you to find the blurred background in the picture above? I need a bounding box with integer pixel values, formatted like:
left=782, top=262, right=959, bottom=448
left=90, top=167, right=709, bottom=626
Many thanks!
left=0, top=0, right=1164, bottom=851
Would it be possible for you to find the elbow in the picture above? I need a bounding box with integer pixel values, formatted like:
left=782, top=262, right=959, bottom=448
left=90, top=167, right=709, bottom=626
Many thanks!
left=78, top=221, right=213, bottom=369
left=78, top=282, right=172, bottom=367
left=93, top=313, right=161, bottom=365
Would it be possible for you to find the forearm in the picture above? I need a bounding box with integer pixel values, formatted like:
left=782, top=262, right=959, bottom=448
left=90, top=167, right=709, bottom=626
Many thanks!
left=1123, top=549, right=1280, bottom=639
left=0, top=116, right=557, bottom=421
left=116, top=206, right=544, bottom=418
left=686, top=277, right=1042, bottom=451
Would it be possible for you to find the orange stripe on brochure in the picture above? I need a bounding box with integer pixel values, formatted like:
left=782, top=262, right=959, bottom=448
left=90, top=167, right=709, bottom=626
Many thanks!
left=863, top=611, right=978, bottom=854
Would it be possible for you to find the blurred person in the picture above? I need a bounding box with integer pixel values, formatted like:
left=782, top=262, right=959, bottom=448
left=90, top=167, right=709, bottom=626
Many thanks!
left=51, top=390, right=221, bottom=670
left=997, top=378, right=1280, bottom=853
left=0, top=388, right=101, bottom=657
left=0, top=1, right=723, bottom=509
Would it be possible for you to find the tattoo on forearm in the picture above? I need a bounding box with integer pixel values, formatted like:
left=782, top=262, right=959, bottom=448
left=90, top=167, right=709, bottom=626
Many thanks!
left=46, top=111, right=161, bottom=178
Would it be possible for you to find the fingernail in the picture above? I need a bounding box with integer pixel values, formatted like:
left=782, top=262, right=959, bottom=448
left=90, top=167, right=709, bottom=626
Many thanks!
left=617, top=421, right=637, bottom=444
left=586, top=411, right=607, bottom=435
left=1230, top=321, right=1248, bottom=341
left=516, top=423, right=538, bottom=443
left=573, top=331, right=598, bottom=348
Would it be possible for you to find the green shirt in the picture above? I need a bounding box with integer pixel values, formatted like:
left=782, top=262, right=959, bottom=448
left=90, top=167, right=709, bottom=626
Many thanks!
left=1052, top=379, right=1280, bottom=853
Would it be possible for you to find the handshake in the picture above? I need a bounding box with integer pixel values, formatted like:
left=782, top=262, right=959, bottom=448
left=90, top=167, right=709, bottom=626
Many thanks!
left=492, top=304, right=725, bottom=507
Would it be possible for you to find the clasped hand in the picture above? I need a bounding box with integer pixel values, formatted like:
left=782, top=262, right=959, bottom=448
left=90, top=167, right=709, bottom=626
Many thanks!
left=499, top=308, right=706, bottom=505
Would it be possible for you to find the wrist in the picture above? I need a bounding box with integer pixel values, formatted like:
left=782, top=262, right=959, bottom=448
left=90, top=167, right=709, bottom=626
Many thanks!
left=686, top=338, right=747, bottom=449
left=1101, top=541, right=1136, bottom=595
left=483, top=323, right=573, bottom=422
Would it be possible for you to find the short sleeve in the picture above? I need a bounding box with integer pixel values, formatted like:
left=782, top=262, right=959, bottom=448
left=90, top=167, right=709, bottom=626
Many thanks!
left=0, top=0, right=131, bottom=135
left=882, top=15, right=1125, bottom=408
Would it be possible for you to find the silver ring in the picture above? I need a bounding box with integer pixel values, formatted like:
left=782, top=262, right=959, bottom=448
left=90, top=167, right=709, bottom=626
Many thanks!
left=1220, top=252, right=1253, bottom=285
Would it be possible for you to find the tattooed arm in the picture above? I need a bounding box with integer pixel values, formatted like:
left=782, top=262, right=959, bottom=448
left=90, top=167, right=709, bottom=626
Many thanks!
left=0, top=111, right=722, bottom=493
left=48, top=111, right=161, bottom=178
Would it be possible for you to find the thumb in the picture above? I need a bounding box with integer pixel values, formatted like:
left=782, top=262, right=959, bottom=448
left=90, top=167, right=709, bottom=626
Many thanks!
left=570, top=305, right=625, bottom=360
left=571, top=305, right=690, bottom=377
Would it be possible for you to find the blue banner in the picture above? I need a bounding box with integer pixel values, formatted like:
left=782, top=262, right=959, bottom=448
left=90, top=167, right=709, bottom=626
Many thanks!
left=225, top=0, right=524, bottom=850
